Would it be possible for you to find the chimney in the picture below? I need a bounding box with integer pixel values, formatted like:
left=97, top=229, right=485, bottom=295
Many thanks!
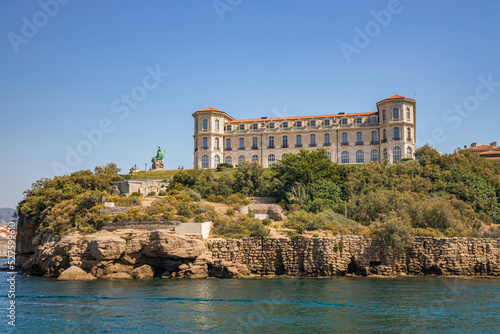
left=471, top=142, right=477, bottom=148
left=491, top=141, right=497, bottom=147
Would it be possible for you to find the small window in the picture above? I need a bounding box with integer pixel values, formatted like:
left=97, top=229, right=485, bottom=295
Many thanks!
left=327, top=151, right=332, bottom=160
left=296, top=121, right=302, bottom=127
left=383, top=148, right=388, bottom=160
left=371, top=117, right=377, bottom=123
left=252, top=137, right=258, bottom=149
left=239, top=138, right=244, bottom=149
left=341, top=151, right=349, bottom=164
left=269, top=136, right=275, bottom=147
left=310, top=134, right=316, bottom=145
left=283, top=135, right=288, bottom=147
left=226, top=138, right=231, bottom=149
left=371, top=131, right=377, bottom=142
left=269, top=123, right=275, bottom=129
left=214, top=155, right=220, bottom=168
left=238, top=155, right=245, bottom=163
left=252, top=154, right=259, bottom=162
left=202, top=119, right=208, bottom=130
left=382, top=110, right=386, bottom=121
left=394, top=127, right=400, bottom=140
left=371, top=150, right=379, bottom=162
left=215, top=137, right=219, bottom=150
left=324, top=120, right=330, bottom=126
left=324, top=133, right=330, bottom=144
left=310, top=120, right=316, bottom=127
left=393, top=108, right=399, bottom=119
left=227, top=125, right=232, bottom=131
left=225, top=156, right=232, bottom=165
left=239, top=124, right=244, bottom=130
left=356, top=118, right=362, bottom=124
left=215, top=120, right=219, bottom=130
left=407, top=128, right=411, bottom=140
left=406, top=108, right=411, bottom=120
left=356, top=132, right=362, bottom=143
left=252, top=124, right=258, bottom=130
left=282, top=122, right=288, bottom=128
left=407, top=147, right=412, bottom=159
left=383, top=129, right=387, bottom=140
left=342, top=119, right=347, bottom=125
left=296, top=135, right=302, bottom=145
left=202, top=137, right=208, bottom=149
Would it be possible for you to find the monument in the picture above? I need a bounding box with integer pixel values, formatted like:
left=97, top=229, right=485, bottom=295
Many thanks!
left=152, top=146, right=165, bottom=170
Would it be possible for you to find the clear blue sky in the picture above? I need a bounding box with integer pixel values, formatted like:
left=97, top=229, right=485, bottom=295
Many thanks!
left=1, top=0, right=499, bottom=208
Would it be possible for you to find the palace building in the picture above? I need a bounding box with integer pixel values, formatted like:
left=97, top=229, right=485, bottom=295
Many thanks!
left=193, top=95, right=416, bottom=169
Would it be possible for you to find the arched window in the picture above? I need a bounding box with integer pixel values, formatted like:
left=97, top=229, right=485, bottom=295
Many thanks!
left=214, top=155, right=220, bottom=168
left=225, top=156, right=232, bottom=165
left=251, top=154, right=259, bottom=162
left=202, top=137, right=208, bottom=149
left=201, top=155, right=209, bottom=168
left=215, top=137, right=219, bottom=150
left=371, top=150, right=379, bottom=162
left=268, top=154, right=276, bottom=167
left=215, top=119, right=219, bottom=130
left=407, top=147, right=412, bottom=159
left=407, top=127, right=411, bottom=140
left=393, top=107, right=399, bottom=119
left=341, top=151, right=349, bottom=164
left=281, top=154, right=286, bottom=160
left=342, top=132, right=348, bottom=145
left=393, top=146, right=401, bottom=163
left=383, top=148, right=388, bottom=160
left=310, top=134, right=316, bottom=146
left=356, top=150, right=364, bottom=164
left=238, top=155, right=245, bottom=163
left=382, top=110, right=386, bottom=121
left=327, top=151, right=332, bottom=160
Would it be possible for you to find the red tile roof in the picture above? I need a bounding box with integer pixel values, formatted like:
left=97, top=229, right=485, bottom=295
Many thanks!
left=192, top=107, right=235, bottom=121
left=227, top=111, right=378, bottom=124
left=196, top=107, right=223, bottom=112
left=377, top=94, right=416, bottom=104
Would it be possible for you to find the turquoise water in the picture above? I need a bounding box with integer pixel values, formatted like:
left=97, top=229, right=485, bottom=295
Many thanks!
left=1, top=269, right=499, bottom=333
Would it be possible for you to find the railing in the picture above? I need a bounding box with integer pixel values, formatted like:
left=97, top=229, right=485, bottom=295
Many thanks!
left=238, top=147, right=245, bottom=150
left=341, top=142, right=349, bottom=146
left=309, top=143, right=317, bottom=147
left=282, top=144, right=289, bottom=148
left=225, top=147, right=232, bottom=151
left=355, top=141, right=364, bottom=146
left=268, top=145, right=275, bottom=149
left=370, top=140, right=379, bottom=145
left=393, top=137, right=401, bottom=141
left=202, top=146, right=209, bottom=150
left=295, top=144, right=303, bottom=148
left=251, top=146, right=259, bottom=150
left=381, top=138, right=388, bottom=143
left=323, top=142, right=331, bottom=146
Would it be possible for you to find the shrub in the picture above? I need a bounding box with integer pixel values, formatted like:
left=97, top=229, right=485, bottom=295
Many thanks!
left=262, top=218, right=272, bottom=226
left=158, top=190, right=167, bottom=196
left=216, top=163, right=233, bottom=172
left=149, top=191, right=157, bottom=197
left=130, top=192, right=142, bottom=197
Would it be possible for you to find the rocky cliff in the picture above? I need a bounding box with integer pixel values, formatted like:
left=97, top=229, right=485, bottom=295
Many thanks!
left=16, top=229, right=500, bottom=279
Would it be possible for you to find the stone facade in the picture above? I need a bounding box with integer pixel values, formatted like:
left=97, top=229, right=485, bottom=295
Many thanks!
left=193, top=95, right=416, bottom=168
left=112, top=179, right=167, bottom=196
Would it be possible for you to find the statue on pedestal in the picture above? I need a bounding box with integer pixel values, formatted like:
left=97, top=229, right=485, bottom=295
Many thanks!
left=151, top=146, right=165, bottom=170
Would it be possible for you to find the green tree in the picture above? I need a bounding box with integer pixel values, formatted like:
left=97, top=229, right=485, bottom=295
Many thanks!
left=233, top=161, right=269, bottom=196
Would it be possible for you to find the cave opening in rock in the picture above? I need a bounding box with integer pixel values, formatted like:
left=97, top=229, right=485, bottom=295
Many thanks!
left=347, top=256, right=357, bottom=274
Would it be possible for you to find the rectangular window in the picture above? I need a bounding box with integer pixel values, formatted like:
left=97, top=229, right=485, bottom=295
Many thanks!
left=282, top=135, right=288, bottom=147
left=270, top=123, right=275, bottom=129
left=296, top=135, right=302, bottom=145
left=382, top=110, right=386, bottom=121
left=226, top=138, right=231, bottom=149
left=252, top=124, right=258, bottom=130
left=356, top=118, right=362, bottom=124
left=324, top=120, right=330, bottom=126
left=310, top=134, right=316, bottom=145
left=371, top=117, right=377, bottom=123
left=342, top=119, right=347, bottom=125
left=394, top=127, right=400, bottom=140
left=310, top=120, right=316, bottom=126
left=342, top=132, right=348, bottom=145
left=269, top=136, right=274, bottom=148
left=239, top=138, right=244, bottom=149
left=227, top=125, right=232, bottom=131
left=203, top=119, right=208, bottom=130
left=393, top=108, right=399, bottom=119
left=252, top=137, right=258, bottom=149
left=324, top=133, right=330, bottom=144
left=202, top=137, right=208, bottom=149
left=296, top=121, right=302, bottom=127
left=406, top=108, right=411, bottom=120
left=282, top=122, right=288, bottom=128
left=239, top=124, right=244, bottom=130
left=215, top=120, right=219, bottom=130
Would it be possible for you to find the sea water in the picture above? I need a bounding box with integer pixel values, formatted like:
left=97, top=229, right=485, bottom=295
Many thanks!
left=1, top=268, right=499, bottom=333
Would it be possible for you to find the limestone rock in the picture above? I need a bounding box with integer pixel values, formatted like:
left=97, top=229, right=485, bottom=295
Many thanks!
left=57, top=266, right=96, bottom=281
left=132, top=265, right=154, bottom=279
left=104, top=272, right=133, bottom=280
left=143, top=231, right=206, bottom=259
